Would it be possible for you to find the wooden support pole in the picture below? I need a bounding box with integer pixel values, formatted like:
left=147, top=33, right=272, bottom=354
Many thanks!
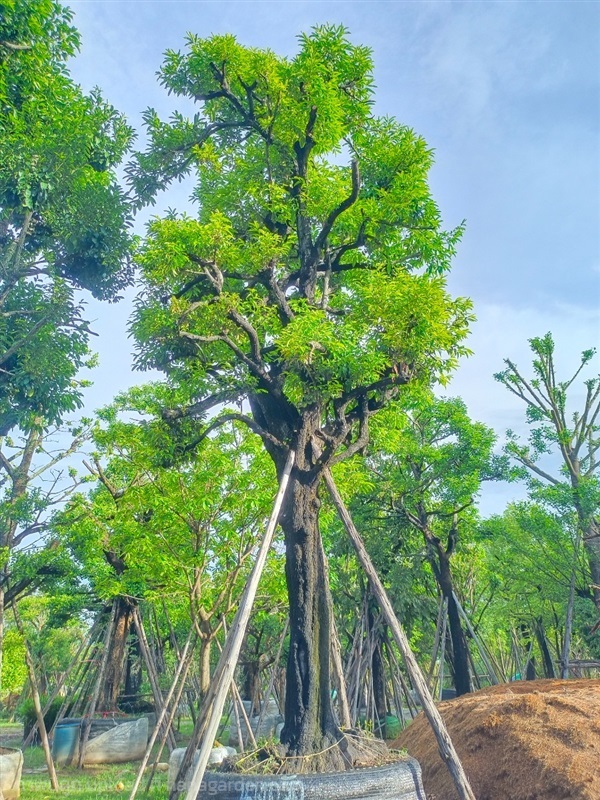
left=144, top=636, right=197, bottom=794
left=452, top=592, right=498, bottom=685
left=133, top=606, right=177, bottom=752
left=78, top=601, right=118, bottom=768
left=23, top=615, right=101, bottom=748
left=172, top=449, right=294, bottom=800
left=12, top=602, right=59, bottom=791
left=331, top=618, right=352, bottom=728
left=325, top=470, right=477, bottom=800
left=427, top=597, right=447, bottom=689
left=216, top=620, right=257, bottom=750
left=129, top=629, right=196, bottom=800
left=436, top=608, right=448, bottom=700
left=561, top=530, right=582, bottom=679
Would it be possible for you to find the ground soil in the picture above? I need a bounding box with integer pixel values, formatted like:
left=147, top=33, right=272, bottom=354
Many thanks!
left=392, top=679, right=600, bottom=800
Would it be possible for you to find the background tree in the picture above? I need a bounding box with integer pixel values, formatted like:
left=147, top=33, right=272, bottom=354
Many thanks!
left=495, top=333, right=600, bottom=613
left=477, top=502, right=590, bottom=680
left=362, top=395, right=503, bottom=694
left=56, top=386, right=280, bottom=709
left=0, top=0, right=134, bottom=698
left=129, top=26, right=472, bottom=765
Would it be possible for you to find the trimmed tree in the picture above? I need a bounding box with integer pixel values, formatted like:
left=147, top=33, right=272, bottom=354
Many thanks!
left=130, top=26, right=472, bottom=766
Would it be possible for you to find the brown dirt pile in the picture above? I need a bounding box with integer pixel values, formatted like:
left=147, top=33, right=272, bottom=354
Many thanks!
left=392, top=679, right=600, bottom=800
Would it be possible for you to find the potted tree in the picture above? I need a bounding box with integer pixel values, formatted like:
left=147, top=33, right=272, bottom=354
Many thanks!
left=129, top=24, right=471, bottom=796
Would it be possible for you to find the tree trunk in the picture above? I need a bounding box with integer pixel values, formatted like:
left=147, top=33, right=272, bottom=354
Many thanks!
left=123, top=634, right=142, bottom=708
left=198, top=637, right=212, bottom=698
left=368, top=606, right=387, bottom=734
left=534, top=618, right=556, bottom=679
left=519, top=623, right=536, bottom=680
left=432, top=547, right=471, bottom=696
left=279, top=473, right=339, bottom=756
left=583, top=517, right=600, bottom=612
left=240, top=657, right=260, bottom=707
left=101, top=596, right=134, bottom=710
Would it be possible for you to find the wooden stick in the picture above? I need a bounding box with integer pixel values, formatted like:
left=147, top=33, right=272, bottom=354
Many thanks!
left=452, top=592, right=498, bottom=685
left=144, top=636, right=197, bottom=793
left=231, top=683, right=246, bottom=752
left=427, top=597, right=447, bottom=689
left=12, top=602, right=59, bottom=791
left=330, top=617, right=352, bottom=728
left=217, top=620, right=257, bottom=750
left=129, top=628, right=196, bottom=800
left=437, top=608, right=448, bottom=700
left=174, top=449, right=295, bottom=800
left=133, top=607, right=177, bottom=752
left=162, top=600, right=200, bottom=726
left=23, top=615, right=101, bottom=747
left=325, top=470, right=477, bottom=800
left=78, top=601, right=118, bottom=768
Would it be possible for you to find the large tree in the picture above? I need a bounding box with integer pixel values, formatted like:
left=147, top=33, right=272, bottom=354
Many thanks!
left=130, top=27, right=472, bottom=766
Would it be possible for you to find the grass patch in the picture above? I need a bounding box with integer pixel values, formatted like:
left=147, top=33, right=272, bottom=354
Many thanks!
left=2, top=725, right=170, bottom=800
left=22, top=757, right=168, bottom=799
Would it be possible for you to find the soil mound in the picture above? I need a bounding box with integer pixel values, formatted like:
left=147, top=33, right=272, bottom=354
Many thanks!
left=392, top=679, right=600, bottom=800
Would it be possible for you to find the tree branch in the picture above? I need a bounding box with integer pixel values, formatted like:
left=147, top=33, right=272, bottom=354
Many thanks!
left=314, top=160, right=361, bottom=251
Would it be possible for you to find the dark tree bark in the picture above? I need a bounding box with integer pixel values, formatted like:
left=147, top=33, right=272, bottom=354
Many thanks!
left=519, top=623, right=537, bottom=681
left=101, top=596, right=135, bottom=710
left=368, top=605, right=388, bottom=735
left=424, top=534, right=471, bottom=696
left=534, top=618, right=556, bottom=679
left=279, top=472, right=340, bottom=757
left=123, top=632, right=142, bottom=707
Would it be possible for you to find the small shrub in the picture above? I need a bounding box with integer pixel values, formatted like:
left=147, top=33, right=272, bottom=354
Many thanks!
left=17, top=696, right=63, bottom=744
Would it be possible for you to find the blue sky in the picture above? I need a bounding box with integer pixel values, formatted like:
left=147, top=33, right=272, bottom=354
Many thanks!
left=67, top=0, right=599, bottom=512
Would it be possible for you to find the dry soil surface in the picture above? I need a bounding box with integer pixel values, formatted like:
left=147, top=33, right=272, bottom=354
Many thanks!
left=392, top=679, right=600, bottom=800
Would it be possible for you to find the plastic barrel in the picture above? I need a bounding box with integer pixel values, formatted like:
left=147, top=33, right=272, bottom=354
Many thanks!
left=384, top=714, right=401, bottom=740
left=51, top=720, right=81, bottom=766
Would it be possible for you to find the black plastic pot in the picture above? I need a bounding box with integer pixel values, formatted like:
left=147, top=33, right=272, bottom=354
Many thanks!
left=194, top=758, right=425, bottom=800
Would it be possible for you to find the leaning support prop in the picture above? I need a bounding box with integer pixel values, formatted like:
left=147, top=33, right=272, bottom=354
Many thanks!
left=325, top=469, right=477, bottom=800
left=171, top=449, right=295, bottom=800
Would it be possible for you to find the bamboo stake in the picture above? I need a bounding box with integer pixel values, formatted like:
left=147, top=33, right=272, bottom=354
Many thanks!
left=561, top=530, right=582, bottom=679
left=23, top=615, right=102, bottom=748
left=325, top=470, right=477, bottom=800
left=12, top=602, right=59, bottom=791
left=330, top=618, right=351, bottom=727
left=129, top=629, right=196, bottom=800
left=173, top=449, right=294, bottom=800
left=162, top=599, right=199, bottom=725
left=427, top=597, right=447, bottom=689
left=78, top=601, right=118, bottom=768
left=437, top=617, right=447, bottom=700
left=133, top=607, right=177, bottom=752
left=144, top=636, right=197, bottom=793
left=452, top=592, right=498, bottom=685
left=217, top=620, right=257, bottom=750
